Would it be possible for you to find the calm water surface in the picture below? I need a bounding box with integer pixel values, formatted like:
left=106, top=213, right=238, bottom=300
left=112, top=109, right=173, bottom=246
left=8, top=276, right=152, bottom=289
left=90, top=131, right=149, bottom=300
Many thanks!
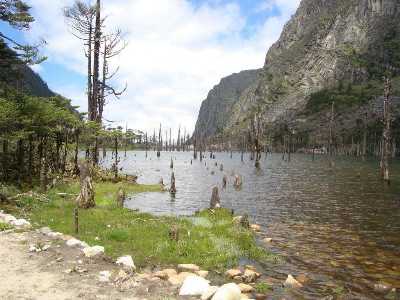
left=102, top=151, right=400, bottom=299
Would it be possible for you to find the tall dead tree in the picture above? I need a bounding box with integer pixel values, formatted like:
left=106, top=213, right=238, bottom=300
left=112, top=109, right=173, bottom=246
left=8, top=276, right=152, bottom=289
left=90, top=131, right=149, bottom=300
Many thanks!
left=251, top=111, right=263, bottom=168
left=91, top=0, right=101, bottom=122
left=157, top=124, right=162, bottom=157
left=177, top=126, right=181, bottom=152
left=98, top=29, right=127, bottom=123
left=64, top=1, right=96, bottom=120
left=329, top=101, right=335, bottom=167
left=381, top=77, right=392, bottom=183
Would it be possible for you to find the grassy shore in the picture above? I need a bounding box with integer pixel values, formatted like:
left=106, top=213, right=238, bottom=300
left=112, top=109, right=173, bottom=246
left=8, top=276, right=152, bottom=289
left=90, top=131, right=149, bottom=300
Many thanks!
left=1, top=180, right=277, bottom=271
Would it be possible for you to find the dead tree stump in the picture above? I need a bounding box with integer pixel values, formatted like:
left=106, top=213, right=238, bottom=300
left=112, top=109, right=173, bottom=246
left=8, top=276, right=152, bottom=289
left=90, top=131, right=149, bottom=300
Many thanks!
left=169, top=224, right=179, bottom=241
left=240, top=214, right=250, bottom=228
left=220, top=164, right=224, bottom=171
left=210, top=186, right=221, bottom=209
left=233, top=174, right=242, bottom=189
left=170, top=158, right=174, bottom=169
left=222, top=175, right=227, bottom=189
left=170, top=172, right=177, bottom=194
left=76, top=162, right=95, bottom=209
left=116, top=187, right=126, bottom=207
left=74, top=207, right=79, bottom=234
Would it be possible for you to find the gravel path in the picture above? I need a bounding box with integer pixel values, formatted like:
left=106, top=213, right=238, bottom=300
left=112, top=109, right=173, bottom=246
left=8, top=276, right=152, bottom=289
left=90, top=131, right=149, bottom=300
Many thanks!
left=0, top=230, right=180, bottom=300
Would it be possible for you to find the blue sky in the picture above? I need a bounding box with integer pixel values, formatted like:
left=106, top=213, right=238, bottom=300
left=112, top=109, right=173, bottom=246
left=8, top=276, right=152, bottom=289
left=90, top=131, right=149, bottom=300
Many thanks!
left=0, top=0, right=300, bottom=133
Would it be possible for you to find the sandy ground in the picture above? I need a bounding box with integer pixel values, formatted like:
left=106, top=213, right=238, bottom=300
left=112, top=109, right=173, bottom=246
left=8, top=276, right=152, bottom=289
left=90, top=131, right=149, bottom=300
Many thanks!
left=0, top=229, right=186, bottom=300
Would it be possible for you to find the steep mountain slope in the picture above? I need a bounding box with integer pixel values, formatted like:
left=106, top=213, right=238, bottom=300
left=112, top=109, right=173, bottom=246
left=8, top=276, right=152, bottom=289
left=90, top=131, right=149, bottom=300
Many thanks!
left=195, top=0, right=400, bottom=144
left=0, top=40, right=54, bottom=97
left=193, top=69, right=260, bottom=138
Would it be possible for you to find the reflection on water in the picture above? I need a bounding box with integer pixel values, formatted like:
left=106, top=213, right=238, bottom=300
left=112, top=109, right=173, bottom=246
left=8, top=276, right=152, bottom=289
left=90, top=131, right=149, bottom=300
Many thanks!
left=101, top=151, right=400, bottom=299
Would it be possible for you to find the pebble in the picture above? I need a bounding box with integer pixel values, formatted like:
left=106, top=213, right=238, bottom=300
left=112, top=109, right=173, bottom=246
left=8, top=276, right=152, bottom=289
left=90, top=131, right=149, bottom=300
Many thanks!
left=242, top=269, right=260, bottom=283
left=225, top=269, right=242, bottom=278
left=284, top=274, right=303, bottom=288
left=238, top=283, right=254, bottom=293
left=98, top=271, right=111, bottom=282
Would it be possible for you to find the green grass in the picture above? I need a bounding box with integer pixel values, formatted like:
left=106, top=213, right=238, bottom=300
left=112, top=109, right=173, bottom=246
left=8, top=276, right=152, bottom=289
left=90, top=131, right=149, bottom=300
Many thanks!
left=0, top=222, right=13, bottom=231
left=6, top=180, right=276, bottom=271
left=255, top=282, right=272, bottom=294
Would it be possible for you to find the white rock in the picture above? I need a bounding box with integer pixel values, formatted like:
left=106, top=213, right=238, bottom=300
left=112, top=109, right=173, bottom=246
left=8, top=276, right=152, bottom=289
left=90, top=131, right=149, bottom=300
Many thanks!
left=116, top=255, right=135, bottom=271
left=66, top=238, right=88, bottom=248
left=178, top=263, right=200, bottom=272
left=3, top=215, right=17, bottom=224
left=42, top=244, right=51, bottom=251
left=82, top=245, right=104, bottom=258
left=29, top=244, right=39, bottom=252
left=284, top=274, right=303, bottom=288
left=39, top=227, right=52, bottom=234
left=179, top=275, right=210, bottom=296
left=201, top=286, right=219, bottom=300
left=211, top=283, right=242, bottom=300
left=98, top=271, right=111, bottom=282
left=11, top=218, right=31, bottom=228
left=47, top=232, right=63, bottom=238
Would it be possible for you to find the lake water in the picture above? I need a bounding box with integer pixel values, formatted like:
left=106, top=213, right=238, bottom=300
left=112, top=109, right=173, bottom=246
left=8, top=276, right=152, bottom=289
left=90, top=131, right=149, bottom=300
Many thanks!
left=102, top=151, right=400, bottom=299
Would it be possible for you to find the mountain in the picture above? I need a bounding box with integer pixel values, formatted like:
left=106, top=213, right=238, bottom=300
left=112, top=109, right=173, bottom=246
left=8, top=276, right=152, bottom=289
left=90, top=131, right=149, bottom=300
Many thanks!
left=18, top=65, right=54, bottom=97
left=0, top=39, right=54, bottom=97
left=194, top=0, right=400, bottom=145
left=193, top=69, right=261, bottom=139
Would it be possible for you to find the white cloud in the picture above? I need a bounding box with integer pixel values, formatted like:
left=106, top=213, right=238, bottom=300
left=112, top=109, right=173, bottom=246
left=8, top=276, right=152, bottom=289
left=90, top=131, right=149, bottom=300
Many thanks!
left=26, top=0, right=299, bottom=135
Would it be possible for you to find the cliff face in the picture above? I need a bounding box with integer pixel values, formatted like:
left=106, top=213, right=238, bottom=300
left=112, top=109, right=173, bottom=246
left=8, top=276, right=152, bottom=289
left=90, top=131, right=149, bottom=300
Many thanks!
left=193, top=69, right=260, bottom=138
left=195, top=0, right=400, bottom=141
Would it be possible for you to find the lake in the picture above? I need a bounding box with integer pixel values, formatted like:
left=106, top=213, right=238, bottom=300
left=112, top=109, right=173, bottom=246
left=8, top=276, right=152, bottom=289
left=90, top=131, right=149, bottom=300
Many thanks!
left=102, top=151, right=400, bottom=299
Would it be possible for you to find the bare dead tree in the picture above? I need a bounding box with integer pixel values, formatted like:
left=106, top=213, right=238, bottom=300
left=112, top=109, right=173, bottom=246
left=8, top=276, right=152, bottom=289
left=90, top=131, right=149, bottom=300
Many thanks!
left=381, top=77, right=392, bottom=183
left=329, top=101, right=335, bottom=167
left=64, top=1, right=96, bottom=120
left=98, top=29, right=127, bottom=123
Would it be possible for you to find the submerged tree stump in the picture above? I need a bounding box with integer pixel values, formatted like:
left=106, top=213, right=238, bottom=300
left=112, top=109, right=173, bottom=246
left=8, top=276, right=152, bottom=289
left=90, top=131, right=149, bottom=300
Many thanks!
left=170, top=157, right=174, bottom=169
left=210, top=186, right=221, bottom=209
left=170, top=172, right=177, bottom=194
left=222, top=175, right=227, bottom=189
left=220, top=164, right=224, bottom=171
left=233, top=174, right=242, bottom=189
left=76, top=162, right=95, bottom=209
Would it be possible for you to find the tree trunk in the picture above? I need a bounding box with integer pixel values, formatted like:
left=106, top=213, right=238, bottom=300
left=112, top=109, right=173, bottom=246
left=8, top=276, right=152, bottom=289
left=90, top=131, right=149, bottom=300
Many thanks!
left=76, top=162, right=95, bottom=209
left=90, top=0, right=101, bottom=122
left=381, top=77, right=391, bottom=183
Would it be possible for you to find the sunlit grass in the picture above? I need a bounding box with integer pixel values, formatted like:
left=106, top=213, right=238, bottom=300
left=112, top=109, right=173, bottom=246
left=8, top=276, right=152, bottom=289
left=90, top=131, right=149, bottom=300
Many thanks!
left=9, top=180, right=277, bottom=270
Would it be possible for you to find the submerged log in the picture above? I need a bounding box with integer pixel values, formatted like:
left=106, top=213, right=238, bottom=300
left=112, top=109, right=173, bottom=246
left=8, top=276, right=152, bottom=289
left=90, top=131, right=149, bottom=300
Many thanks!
left=210, top=186, right=221, bottom=209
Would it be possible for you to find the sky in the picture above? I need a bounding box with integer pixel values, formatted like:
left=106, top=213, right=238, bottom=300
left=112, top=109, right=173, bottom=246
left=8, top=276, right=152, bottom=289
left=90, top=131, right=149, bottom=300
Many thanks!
left=0, top=0, right=300, bottom=136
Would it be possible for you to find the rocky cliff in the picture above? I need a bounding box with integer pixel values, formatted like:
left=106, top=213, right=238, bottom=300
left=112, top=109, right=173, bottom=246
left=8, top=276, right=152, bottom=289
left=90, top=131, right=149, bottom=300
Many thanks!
left=193, top=69, right=260, bottom=139
left=194, top=0, right=400, bottom=145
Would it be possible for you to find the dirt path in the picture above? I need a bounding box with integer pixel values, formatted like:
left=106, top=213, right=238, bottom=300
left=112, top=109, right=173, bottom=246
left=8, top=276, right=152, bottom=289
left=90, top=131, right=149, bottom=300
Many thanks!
left=0, top=230, right=182, bottom=300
